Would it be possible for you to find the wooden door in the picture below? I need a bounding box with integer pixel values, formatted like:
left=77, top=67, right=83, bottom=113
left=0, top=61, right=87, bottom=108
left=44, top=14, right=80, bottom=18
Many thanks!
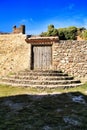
left=32, top=45, right=52, bottom=70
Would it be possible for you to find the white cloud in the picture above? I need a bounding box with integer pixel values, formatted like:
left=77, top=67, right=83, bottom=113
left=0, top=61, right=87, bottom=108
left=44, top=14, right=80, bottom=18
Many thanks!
left=30, top=18, right=33, bottom=22
left=17, top=18, right=34, bottom=26
left=68, top=3, right=75, bottom=10
left=18, top=19, right=28, bottom=24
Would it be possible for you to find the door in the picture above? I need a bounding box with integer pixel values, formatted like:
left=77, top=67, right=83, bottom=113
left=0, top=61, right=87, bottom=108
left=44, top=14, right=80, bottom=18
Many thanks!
left=32, top=45, right=52, bottom=70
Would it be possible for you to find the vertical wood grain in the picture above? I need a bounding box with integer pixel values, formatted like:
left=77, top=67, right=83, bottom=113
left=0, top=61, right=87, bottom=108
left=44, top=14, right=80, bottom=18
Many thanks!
left=33, top=45, right=52, bottom=70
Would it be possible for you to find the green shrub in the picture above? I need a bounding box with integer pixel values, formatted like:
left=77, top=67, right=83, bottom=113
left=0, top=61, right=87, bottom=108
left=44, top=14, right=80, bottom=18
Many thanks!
left=58, top=26, right=77, bottom=40
left=41, top=24, right=58, bottom=37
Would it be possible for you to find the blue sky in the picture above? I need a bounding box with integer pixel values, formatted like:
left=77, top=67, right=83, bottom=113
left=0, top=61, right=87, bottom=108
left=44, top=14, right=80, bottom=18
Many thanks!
left=0, top=0, right=87, bottom=34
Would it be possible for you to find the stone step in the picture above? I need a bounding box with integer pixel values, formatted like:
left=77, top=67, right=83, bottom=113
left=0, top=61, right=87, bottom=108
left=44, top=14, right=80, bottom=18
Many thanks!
left=17, top=70, right=63, bottom=75
left=0, top=81, right=83, bottom=89
left=16, top=72, right=68, bottom=76
left=0, top=69, right=82, bottom=89
left=1, top=78, right=81, bottom=85
left=22, top=69, right=62, bottom=73
left=8, top=75, right=74, bottom=80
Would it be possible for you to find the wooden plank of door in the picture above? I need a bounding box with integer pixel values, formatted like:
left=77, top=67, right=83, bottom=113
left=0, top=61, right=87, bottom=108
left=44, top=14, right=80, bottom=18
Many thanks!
left=47, top=46, right=52, bottom=69
left=33, top=45, right=52, bottom=70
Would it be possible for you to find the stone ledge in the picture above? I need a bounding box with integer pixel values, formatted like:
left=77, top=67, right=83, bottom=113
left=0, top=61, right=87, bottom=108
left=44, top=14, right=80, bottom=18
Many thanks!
left=25, top=37, right=59, bottom=44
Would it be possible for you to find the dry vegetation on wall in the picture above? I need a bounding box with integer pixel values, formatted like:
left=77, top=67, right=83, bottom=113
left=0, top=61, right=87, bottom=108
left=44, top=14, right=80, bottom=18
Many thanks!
left=0, top=34, right=29, bottom=76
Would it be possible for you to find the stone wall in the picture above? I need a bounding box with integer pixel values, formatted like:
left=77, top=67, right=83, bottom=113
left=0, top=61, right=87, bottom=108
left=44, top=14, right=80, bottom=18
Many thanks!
left=0, top=34, right=87, bottom=83
left=0, top=34, right=30, bottom=76
left=53, top=40, right=87, bottom=82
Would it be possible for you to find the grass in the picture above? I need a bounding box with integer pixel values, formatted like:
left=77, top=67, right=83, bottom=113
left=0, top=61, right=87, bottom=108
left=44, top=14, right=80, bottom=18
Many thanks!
left=0, top=83, right=87, bottom=130
left=0, top=83, right=87, bottom=97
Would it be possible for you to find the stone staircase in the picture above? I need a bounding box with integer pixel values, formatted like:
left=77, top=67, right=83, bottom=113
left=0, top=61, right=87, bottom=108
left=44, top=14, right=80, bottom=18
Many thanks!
left=0, top=69, right=82, bottom=89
